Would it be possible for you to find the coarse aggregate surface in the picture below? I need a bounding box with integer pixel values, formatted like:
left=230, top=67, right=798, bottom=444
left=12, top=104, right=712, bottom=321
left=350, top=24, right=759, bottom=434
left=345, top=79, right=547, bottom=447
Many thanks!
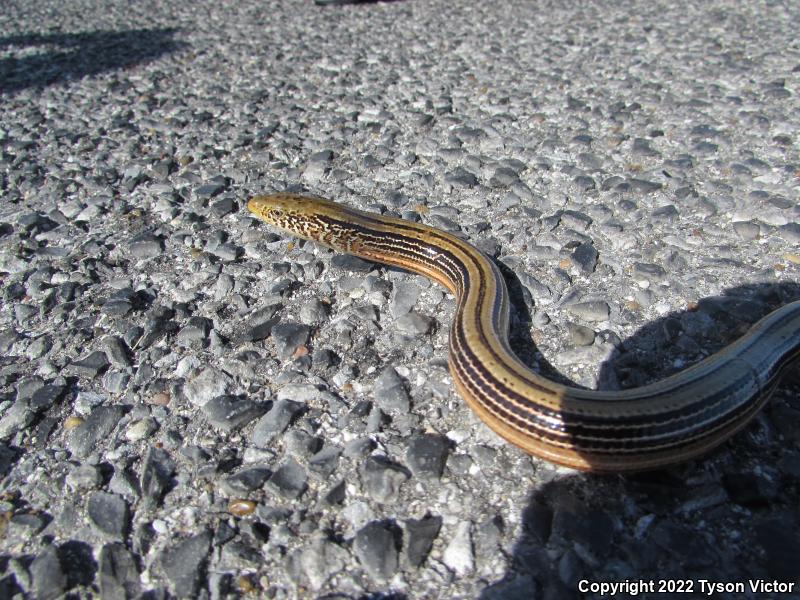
left=1, top=0, right=800, bottom=598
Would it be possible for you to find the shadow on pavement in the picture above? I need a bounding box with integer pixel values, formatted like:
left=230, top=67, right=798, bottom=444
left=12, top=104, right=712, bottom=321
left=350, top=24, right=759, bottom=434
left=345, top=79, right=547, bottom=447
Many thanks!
left=481, top=280, right=800, bottom=598
left=0, top=28, right=184, bottom=94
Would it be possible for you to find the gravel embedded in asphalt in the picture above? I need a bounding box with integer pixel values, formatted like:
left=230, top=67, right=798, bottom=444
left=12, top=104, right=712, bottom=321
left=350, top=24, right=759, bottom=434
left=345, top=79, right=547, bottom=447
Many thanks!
left=1, top=0, right=800, bottom=598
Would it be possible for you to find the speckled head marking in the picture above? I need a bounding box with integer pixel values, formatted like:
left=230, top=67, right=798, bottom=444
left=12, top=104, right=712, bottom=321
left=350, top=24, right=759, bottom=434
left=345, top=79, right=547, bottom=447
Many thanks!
left=247, top=193, right=377, bottom=252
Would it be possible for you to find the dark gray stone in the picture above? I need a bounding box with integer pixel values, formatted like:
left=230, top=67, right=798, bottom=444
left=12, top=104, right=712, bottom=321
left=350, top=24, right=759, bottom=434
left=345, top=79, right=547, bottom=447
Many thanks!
left=30, top=546, right=67, bottom=600
left=330, top=254, right=374, bottom=272
left=221, top=467, right=272, bottom=494
left=159, top=530, right=212, bottom=598
left=373, top=366, right=410, bottom=413
left=68, top=350, right=110, bottom=378
left=201, top=395, right=268, bottom=431
left=267, top=458, right=308, bottom=499
left=129, top=234, right=164, bottom=259
left=406, top=433, right=449, bottom=480
left=565, top=301, right=610, bottom=322
left=567, top=322, right=595, bottom=347
left=140, top=446, right=175, bottom=510
left=68, top=405, right=127, bottom=458
left=99, top=543, right=141, bottom=599
left=354, top=521, right=399, bottom=581
left=405, top=515, right=442, bottom=567
left=571, top=242, right=598, bottom=273
left=251, top=399, right=305, bottom=446
left=88, top=492, right=129, bottom=539
left=361, top=456, right=409, bottom=503
left=271, top=322, right=311, bottom=359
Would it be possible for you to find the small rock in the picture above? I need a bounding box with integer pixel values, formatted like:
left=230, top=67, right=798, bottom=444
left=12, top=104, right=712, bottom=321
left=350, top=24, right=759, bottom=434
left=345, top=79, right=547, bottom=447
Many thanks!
left=88, top=492, right=130, bottom=539
left=184, top=368, right=233, bottom=407
left=68, top=405, right=127, bottom=458
left=373, top=367, right=410, bottom=413
left=443, top=521, right=474, bottom=576
left=405, top=515, right=442, bottom=567
left=390, top=282, right=421, bottom=318
left=566, top=301, right=610, bottom=322
left=140, top=447, right=176, bottom=510
left=99, top=543, right=141, bottom=600
left=251, top=399, right=305, bottom=446
left=406, top=433, right=449, bottom=480
left=308, top=445, right=342, bottom=478
left=221, top=467, right=272, bottom=495
left=267, top=458, right=308, bottom=499
left=68, top=351, right=110, bottom=378
left=159, top=530, right=212, bottom=598
left=571, top=243, right=598, bottom=273
left=354, top=521, right=399, bottom=581
left=271, top=323, right=311, bottom=359
left=299, top=533, right=350, bottom=590
left=361, top=456, right=409, bottom=503
left=202, top=395, right=268, bottom=431
left=125, top=417, right=158, bottom=441
left=237, top=304, right=281, bottom=343
left=129, top=234, right=164, bottom=259
left=567, top=322, right=595, bottom=346
left=395, top=311, right=434, bottom=335
left=299, top=299, right=329, bottom=325
left=30, top=545, right=67, bottom=600
left=66, top=464, right=103, bottom=490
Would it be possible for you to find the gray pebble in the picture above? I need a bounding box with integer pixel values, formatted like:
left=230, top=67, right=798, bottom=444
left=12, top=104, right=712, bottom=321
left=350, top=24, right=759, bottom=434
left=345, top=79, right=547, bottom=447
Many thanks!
left=251, top=399, right=305, bottom=446
left=361, top=456, right=409, bottom=503
left=201, top=395, right=268, bottom=431
left=30, top=545, right=67, bottom=600
left=237, top=304, right=281, bottom=343
left=354, top=521, right=399, bottom=581
left=0, top=399, right=35, bottom=440
left=298, top=533, right=349, bottom=590
left=176, top=316, right=211, bottom=347
left=331, top=254, right=374, bottom=272
left=184, top=368, right=232, bottom=407
left=566, top=301, right=610, bottom=322
left=129, top=234, right=164, bottom=259
left=390, top=281, right=421, bottom=318
left=267, top=457, right=308, bottom=499
left=405, top=515, right=442, bottom=568
left=98, top=543, right=141, bottom=600
left=66, top=464, right=103, bottom=491
left=373, top=366, right=410, bottom=413
left=405, top=433, right=449, bottom=480
left=102, top=337, right=132, bottom=369
left=158, top=530, right=212, bottom=598
left=68, top=405, right=127, bottom=458
left=571, top=242, right=598, bottom=273
left=567, top=322, right=595, bottom=346
left=88, top=492, right=130, bottom=539
left=308, top=445, right=342, bottom=478
left=733, top=220, right=761, bottom=240
left=67, top=350, right=110, bottom=378
left=632, top=262, right=667, bottom=282
left=299, top=298, right=329, bottom=325
left=140, top=446, right=175, bottom=510
left=778, top=222, right=800, bottom=244
left=271, top=322, right=311, bottom=359
left=221, top=467, right=272, bottom=495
